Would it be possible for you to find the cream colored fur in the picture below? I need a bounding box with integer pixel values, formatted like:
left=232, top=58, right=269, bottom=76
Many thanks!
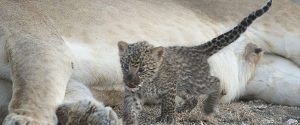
left=0, top=79, right=11, bottom=123
left=0, top=0, right=300, bottom=124
left=0, top=0, right=117, bottom=124
left=0, top=0, right=73, bottom=123
left=246, top=54, right=300, bottom=106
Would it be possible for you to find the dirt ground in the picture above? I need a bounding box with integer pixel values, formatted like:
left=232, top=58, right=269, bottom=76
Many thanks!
left=114, top=98, right=300, bottom=125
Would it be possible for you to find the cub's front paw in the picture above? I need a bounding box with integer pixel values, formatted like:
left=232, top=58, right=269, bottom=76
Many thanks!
left=2, top=113, right=50, bottom=125
left=201, top=115, right=217, bottom=124
left=176, top=107, right=187, bottom=113
left=156, top=114, right=175, bottom=124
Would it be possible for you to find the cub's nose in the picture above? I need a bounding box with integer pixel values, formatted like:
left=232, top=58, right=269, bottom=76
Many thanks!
left=125, top=73, right=140, bottom=84
left=126, top=74, right=134, bottom=81
left=254, top=48, right=262, bottom=54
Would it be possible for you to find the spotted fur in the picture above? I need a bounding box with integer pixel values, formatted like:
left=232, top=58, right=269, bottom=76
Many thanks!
left=118, top=0, right=272, bottom=124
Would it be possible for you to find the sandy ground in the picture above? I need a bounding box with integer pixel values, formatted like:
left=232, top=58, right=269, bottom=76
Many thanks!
left=114, top=98, right=300, bottom=125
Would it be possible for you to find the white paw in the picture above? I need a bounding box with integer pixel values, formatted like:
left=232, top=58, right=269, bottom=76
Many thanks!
left=2, top=113, right=50, bottom=125
left=57, top=100, right=122, bottom=125
left=90, top=107, right=122, bottom=125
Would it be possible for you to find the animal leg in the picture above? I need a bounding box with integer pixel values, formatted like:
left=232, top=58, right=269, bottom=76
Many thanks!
left=3, top=37, right=73, bottom=125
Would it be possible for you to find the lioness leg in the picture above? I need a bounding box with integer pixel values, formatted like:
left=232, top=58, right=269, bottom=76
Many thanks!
left=0, top=79, right=12, bottom=123
left=3, top=36, right=73, bottom=125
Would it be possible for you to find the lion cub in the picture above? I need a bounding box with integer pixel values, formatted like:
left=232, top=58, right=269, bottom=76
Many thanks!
left=118, top=0, right=272, bottom=124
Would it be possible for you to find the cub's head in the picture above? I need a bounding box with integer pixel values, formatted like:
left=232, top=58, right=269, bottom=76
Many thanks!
left=118, top=41, right=164, bottom=90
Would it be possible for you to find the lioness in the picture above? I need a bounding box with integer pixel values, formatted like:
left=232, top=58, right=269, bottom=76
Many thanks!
left=0, top=0, right=300, bottom=124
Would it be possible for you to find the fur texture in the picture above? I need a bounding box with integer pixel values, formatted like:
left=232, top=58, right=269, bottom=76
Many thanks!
left=0, top=0, right=120, bottom=124
left=0, top=0, right=300, bottom=124
left=56, top=80, right=122, bottom=125
left=118, top=1, right=271, bottom=124
left=1, top=3, right=73, bottom=124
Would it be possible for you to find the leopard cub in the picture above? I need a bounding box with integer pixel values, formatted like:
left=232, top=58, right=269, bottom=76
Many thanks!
left=118, top=0, right=272, bottom=124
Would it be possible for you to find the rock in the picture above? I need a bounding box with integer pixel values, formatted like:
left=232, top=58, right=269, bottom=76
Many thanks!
left=254, top=105, right=267, bottom=110
left=241, top=122, right=247, bottom=125
left=286, top=119, right=298, bottom=125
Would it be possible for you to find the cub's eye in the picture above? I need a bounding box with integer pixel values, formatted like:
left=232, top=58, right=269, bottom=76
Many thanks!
left=122, top=64, right=129, bottom=72
left=138, top=67, right=144, bottom=72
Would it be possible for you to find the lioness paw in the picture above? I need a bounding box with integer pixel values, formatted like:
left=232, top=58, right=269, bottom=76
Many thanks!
left=56, top=100, right=122, bottom=125
left=89, top=106, right=122, bottom=125
left=2, top=113, right=50, bottom=125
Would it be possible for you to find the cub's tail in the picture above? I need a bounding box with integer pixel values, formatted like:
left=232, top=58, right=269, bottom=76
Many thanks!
left=199, top=0, right=272, bottom=56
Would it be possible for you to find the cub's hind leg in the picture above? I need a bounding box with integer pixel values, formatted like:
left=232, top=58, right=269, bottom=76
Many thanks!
left=182, top=75, right=221, bottom=123
left=176, top=94, right=198, bottom=113
left=202, top=76, right=221, bottom=123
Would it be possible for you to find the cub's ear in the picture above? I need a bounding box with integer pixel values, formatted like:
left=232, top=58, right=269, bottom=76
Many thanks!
left=151, top=47, right=165, bottom=60
left=118, top=41, right=128, bottom=56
